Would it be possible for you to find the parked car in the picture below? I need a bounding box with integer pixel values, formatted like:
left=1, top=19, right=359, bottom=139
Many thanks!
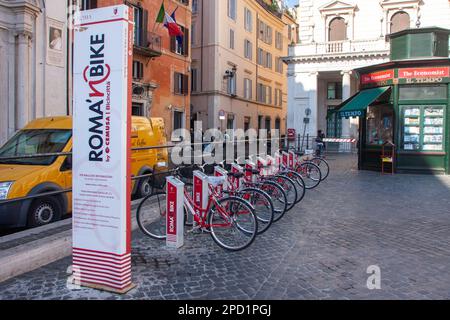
left=0, top=116, right=168, bottom=228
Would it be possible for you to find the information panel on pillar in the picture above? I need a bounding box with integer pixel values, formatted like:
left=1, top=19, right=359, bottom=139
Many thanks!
left=72, top=5, right=134, bottom=293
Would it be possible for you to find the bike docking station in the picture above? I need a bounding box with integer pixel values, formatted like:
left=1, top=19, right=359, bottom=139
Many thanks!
left=214, top=166, right=229, bottom=192
left=231, top=163, right=245, bottom=189
left=288, top=150, right=297, bottom=170
left=266, top=155, right=276, bottom=175
left=193, top=171, right=209, bottom=226
left=166, top=177, right=185, bottom=249
left=282, top=151, right=289, bottom=169
left=245, top=160, right=257, bottom=183
left=257, top=157, right=269, bottom=176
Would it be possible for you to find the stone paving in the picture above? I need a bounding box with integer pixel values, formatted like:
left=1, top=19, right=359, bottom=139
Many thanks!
left=1, top=154, right=450, bottom=300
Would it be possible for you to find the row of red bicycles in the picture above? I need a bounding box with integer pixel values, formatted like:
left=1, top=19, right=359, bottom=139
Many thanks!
left=136, top=149, right=330, bottom=251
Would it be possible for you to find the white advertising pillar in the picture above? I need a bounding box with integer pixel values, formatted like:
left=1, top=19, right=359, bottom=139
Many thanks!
left=166, top=177, right=185, bottom=249
left=72, top=5, right=134, bottom=294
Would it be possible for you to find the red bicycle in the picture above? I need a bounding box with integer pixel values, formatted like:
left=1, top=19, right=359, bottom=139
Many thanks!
left=137, top=167, right=258, bottom=251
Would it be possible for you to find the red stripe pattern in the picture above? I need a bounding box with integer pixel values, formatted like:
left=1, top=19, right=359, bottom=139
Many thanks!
left=323, top=138, right=357, bottom=143
left=72, top=248, right=132, bottom=290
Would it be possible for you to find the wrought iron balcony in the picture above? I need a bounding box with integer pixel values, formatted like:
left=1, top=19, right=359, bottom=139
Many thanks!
left=133, top=31, right=162, bottom=58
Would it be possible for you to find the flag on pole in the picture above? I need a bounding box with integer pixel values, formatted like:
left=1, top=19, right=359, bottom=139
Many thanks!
left=156, top=2, right=165, bottom=23
left=163, top=11, right=184, bottom=38
left=170, top=7, right=183, bottom=46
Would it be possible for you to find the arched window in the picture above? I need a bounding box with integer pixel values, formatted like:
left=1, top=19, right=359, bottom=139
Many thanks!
left=390, top=11, right=410, bottom=34
left=329, top=17, right=347, bottom=41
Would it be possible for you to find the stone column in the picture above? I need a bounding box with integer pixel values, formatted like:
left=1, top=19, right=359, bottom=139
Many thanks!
left=341, top=70, right=352, bottom=138
left=16, top=32, right=32, bottom=130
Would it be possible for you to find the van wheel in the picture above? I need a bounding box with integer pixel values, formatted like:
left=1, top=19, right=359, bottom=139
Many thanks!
left=28, top=197, right=62, bottom=227
left=136, top=177, right=153, bottom=199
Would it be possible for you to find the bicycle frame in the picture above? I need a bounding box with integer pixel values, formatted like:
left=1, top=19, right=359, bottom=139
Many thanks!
left=182, top=182, right=250, bottom=229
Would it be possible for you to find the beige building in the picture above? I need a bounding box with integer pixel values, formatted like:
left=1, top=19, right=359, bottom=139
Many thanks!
left=190, top=0, right=297, bottom=136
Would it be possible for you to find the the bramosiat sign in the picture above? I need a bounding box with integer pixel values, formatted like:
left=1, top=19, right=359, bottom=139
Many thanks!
left=72, top=5, right=134, bottom=294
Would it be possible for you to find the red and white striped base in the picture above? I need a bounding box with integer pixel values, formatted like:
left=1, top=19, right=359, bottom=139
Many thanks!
left=323, top=138, right=357, bottom=143
left=72, top=247, right=133, bottom=293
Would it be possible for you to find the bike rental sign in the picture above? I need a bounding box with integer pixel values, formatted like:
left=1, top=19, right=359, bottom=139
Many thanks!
left=72, top=5, right=134, bottom=294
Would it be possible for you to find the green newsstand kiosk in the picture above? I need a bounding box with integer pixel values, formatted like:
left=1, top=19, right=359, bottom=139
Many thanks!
left=338, top=27, right=450, bottom=174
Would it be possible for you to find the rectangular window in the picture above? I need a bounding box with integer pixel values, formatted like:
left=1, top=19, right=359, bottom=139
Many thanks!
left=132, top=60, right=144, bottom=80
left=257, top=48, right=264, bottom=66
left=401, top=105, right=445, bottom=152
left=266, top=52, right=272, bottom=69
left=244, top=8, right=252, bottom=32
left=132, top=103, right=144, bottom=116
left=228, top=0, right=236, bottom=20
left=191, top=68, right=198, bottom=92
left=80, top=0, right=97, bottom=10
left=191, top=22, right=196, bottom=45
left=192, top=0, right=198, bottom=14
left=327, top=82, right=343, bottom=100
left=275, top=57, right=283, bottom=73
left=274, top=89, right=282, bottom=106
left=266, top=26, right=272, bottom=44
left=275, top=31, right=283, bottom=50
left=132, top=6, right=145, bottom=47
left=399, top=85, right=447, bottom=101
left=257, top=83, right=265, bottom=103
left=173, top=111, right=184, bottom=131
left=244, top=40, right=252, bottom=60
left=227, top=73, right=236, bottom=96
left=366, top=105, right=394, bottom=146
left=229, top=29, right=235, bottom=49
left=244, top=78, right=252, bottom=99
left=174, top=72, right=189, bottom=95
left=171, top=26, right=189, bottom=56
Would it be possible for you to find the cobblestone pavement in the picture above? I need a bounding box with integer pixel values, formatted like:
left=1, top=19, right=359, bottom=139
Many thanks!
left=1, top=154, right=450, bottom=300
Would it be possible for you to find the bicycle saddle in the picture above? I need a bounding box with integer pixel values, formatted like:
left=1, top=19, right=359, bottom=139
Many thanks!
left=244, top=168, right=260, bottom=175
left=207, top=176, right=226, bottom=187
left=228, top=172, right=245, bottom=179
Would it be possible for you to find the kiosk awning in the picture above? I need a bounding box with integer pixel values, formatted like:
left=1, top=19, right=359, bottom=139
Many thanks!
left=338, top=86, right=391, bottom=118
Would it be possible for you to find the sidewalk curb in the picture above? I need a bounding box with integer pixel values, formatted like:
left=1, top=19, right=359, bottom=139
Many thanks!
left=0, top=199, right=145, bottom=284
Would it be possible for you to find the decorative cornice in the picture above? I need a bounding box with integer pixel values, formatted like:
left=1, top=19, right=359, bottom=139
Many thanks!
left=283, top=51, right=390, bottom=64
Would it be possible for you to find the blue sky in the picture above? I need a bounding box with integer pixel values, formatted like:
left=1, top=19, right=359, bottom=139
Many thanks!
left=286, top=0, right=299, bottom=7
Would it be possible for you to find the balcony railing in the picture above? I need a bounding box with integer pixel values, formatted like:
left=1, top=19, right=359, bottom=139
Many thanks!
left=289, top=38, right=390, bottom=58
left=134, top=31, right=162, bottom=58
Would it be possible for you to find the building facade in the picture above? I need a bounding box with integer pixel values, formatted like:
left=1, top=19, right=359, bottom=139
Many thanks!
left=82, top=0, right=192, bottom=140
left=285, top=0, right=450, bottom=140
left=190, top=0, right=297, bottom=137
left=0, top=0, right=70, bottom=145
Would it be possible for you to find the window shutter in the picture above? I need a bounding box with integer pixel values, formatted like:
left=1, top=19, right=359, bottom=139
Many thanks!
left=183, top=74, right=189, bottom=94
left=183, top=28, right=189, bottom=56
left=143, top=9, right=149, bottom=47
left=170, top=36, right=176, bottom=53
left=174, top=73, right=179, bottom=94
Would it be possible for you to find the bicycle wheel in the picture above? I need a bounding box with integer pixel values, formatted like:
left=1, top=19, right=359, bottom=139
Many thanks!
left=240, top=188, right=274, bottom=234
left=208, top=196, right=258, bottom=251
left=283, top=170, right=306, bottom=203
left=136, top=192, right=167, bottom=240
left=269, top=175, right=297, bottom=212
left=296, top=162, right=322, bottom=189
left=259, top=181, right=287, bottom=223
left=311, top=157, right=330, bottom=181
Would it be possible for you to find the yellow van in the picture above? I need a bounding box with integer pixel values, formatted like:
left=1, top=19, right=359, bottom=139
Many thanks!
left=0, top=116, right=168, bottom=228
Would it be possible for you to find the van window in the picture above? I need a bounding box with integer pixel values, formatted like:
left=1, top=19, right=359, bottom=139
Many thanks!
left=0, top=129, right=72, bottom=165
